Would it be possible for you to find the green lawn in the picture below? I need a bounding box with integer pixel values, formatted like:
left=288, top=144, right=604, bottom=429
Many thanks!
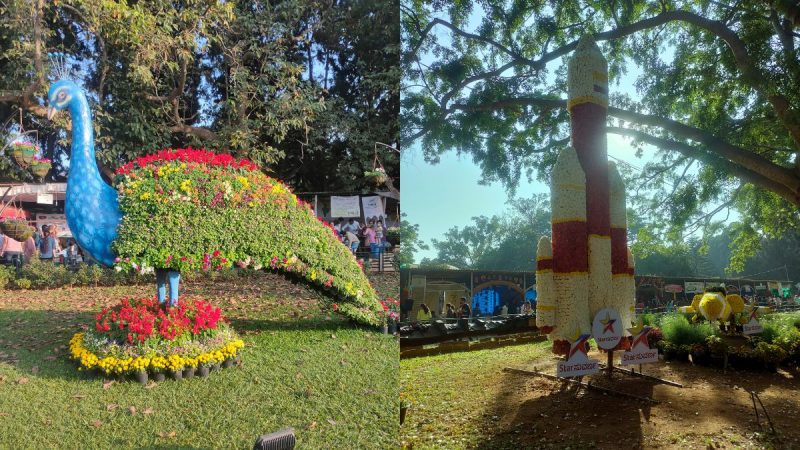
left=0, top=272, right=398, bottom=449
left=400, top=341, right=550, bottom=449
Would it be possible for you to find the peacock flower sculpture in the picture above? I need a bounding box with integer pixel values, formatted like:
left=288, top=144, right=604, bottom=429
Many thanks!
left=47, top=79, right=384, bottom=326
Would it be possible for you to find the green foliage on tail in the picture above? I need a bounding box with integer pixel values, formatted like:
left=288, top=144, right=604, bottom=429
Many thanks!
left=111, top=149, right=383, bottom=326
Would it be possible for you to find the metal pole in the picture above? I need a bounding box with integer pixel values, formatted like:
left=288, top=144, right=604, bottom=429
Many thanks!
left=0, top=186, right=13, bottom=216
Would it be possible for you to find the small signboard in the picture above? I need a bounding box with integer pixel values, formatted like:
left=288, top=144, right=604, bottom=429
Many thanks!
left=684, top=281, right=705, bottom=294
left=36, top=193, right=53, bottom=204
left=621, top=322, right=658, bottom=365
left=664, top=284, right=683, bottom=293
left=742, top=307, right=763, bottom=335
left=591, top=308, right=622, bottom=350
left=556, top=332, right=599, bottom=378
left=330, top=196, right=361, bottom=218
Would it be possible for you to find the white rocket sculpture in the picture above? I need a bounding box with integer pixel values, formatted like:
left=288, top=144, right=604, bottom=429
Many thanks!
left=536, top=36, right=636, bottom=350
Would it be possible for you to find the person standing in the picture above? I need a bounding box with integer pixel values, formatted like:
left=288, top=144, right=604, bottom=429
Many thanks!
left=23, top=232, right=37, bottom=263
left=458, top=297, right=472, bottom=318
left=39, top=225, right=58, bottom=262
left=333, top=218, right=344, bottom=236
left=33, top=224, right=46, bottom=250
left=363, top=224, right=378, bottom=261
left=416, top=303, right=432, bottom=322
left=444, top=303, right=456, bottom=319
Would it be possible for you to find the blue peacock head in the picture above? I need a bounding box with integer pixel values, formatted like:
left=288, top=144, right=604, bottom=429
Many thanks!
left=47, top=79, right=81, bottom=120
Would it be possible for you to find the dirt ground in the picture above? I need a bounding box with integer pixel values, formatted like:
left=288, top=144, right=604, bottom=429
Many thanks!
left=480, top=350, right=800, bottom=449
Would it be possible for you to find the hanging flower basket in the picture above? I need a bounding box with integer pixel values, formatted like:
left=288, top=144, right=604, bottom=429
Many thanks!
left=364, top=169, right=388, bottom=185
left=0, top=218, right=33, bottom=241
left=11, top=143, right=36, bottom=167
left=31, top=158, right=52, bottom=178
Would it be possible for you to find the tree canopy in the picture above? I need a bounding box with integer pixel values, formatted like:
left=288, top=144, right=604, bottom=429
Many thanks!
left=418, top=193, right=800, bottom=280
left=402, top=0, right=800, bottom=269
left=0, top=0, right=398, bottom=193
left=419, top=194, right=551, bottom=271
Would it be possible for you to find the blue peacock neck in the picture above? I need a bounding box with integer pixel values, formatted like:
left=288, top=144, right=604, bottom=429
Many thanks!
left=66, top=93, right=104, bottom=188
left=62, top=86, right=121, bottom=267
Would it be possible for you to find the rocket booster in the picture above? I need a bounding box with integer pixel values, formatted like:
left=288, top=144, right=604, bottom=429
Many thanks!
left=610, top=163, right=636, bottom=331
left=537, top=145, right=591, bottom=341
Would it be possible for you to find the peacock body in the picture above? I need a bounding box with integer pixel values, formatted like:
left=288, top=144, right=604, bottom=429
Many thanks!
left=47, top=79, right=383, bottom=326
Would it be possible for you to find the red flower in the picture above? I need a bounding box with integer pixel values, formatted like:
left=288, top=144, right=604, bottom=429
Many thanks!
left=332, top=303, right=338, bottom=311
left=115, top=148, right=260, bottom=175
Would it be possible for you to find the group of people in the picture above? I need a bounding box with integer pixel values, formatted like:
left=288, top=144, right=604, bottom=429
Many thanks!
left=414, top=298, right=535, bottom=322
left=0, top=223, right=82, bottom=266
left=332, top=217, right=392, bottom=261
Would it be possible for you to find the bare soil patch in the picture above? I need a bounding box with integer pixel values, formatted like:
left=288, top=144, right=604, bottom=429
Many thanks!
left=489, top=351, right=800, bottom=449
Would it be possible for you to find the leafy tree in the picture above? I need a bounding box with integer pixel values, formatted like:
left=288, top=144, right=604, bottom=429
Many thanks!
left=0, top=0, right=398, bottom=192
left=402, top=1, right=800, bottom=268
left=429, top=215, right=506, bottom=269
left=424, top=193, right=551, bottom=271
left=273, top=0, right=400, bottom=192
left=397, top=212, right=428, bottom=267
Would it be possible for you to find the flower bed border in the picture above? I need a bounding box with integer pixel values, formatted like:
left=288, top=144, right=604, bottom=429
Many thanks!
left=69, top=332, right=244, bottom=383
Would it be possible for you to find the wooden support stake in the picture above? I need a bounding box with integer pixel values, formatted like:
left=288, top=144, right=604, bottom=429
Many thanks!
left=597, top=363, right=684, bottom=388
left=606, top=350, right=613, bottom=378
left=503, top=367, right=660, bottom=404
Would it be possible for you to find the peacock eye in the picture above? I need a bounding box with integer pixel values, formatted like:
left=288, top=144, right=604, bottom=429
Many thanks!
left=57, top=91, right=66, bottom=101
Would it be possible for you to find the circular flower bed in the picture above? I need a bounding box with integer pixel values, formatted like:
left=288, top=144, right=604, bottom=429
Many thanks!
left=69, top=297, right=244, bottom=383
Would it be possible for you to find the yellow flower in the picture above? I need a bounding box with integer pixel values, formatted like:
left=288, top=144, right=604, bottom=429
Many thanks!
left=180, top=180, right=192, bottom=193
left=140, top=192, right=152, bottom=200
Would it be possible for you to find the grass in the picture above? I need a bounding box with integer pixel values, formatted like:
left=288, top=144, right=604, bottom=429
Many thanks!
left=399, top=341, right=550, bottom=449
left=0, top=271, right=398, bottom=449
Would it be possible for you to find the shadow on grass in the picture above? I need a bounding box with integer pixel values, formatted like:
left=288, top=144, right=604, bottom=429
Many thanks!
left=0, top=308, right=385, bottom=382
left=469, top=365, right=652, bottom=449
left=228, top=316, right=377, bottom=333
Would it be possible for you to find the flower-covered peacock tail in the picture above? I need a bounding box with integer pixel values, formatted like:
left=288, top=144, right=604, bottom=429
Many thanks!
left=111, top=149, right=385, bottom=326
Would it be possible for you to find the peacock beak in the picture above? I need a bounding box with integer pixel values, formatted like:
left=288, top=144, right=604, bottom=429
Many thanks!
left=47, top=107, right=56, bottom=121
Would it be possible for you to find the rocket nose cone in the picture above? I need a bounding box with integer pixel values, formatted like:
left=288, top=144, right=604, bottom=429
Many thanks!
left=626, top=248, right=635, bottom=267
left=537, top=236, right=553, bottom=258
left=574, top=34, right=604, bottom=57
left=567, top=34, right=608, bottom=109
left=608, top=161, right=624, bottom=192
left=552, top=145, right=586, bottom=186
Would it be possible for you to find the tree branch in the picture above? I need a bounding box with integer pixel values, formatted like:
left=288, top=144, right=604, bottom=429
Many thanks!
left=413, top=9, right=800, bottom=152
left=608, top=126, right=800, bottom=206
left=450, top=96, right=800, bottom=195
left=58, top=4, right=108, bottom=102
left=168, top=124, right=217, bottom=141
